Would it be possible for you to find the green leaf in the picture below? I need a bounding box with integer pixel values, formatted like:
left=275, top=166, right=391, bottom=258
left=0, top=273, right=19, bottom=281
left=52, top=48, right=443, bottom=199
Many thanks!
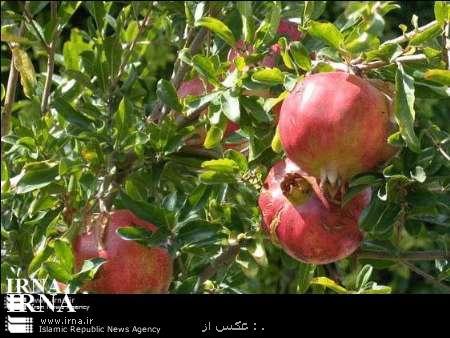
left=16, top=166, right=59, bottom=194
left=360, top=284, right=392, bottom=294
left=345, top=32, right=380, bottom=54
left=103, top=35, right=121, bottom=80
left=409, top=22, right=442, bottom=46
left=365, top=43, right=402, bottom=62
left=28, top=245, right=53, bottom=274
left=58, top=1, right=82, bottom=30
left=224, top=149, right=248, bottom=172
left=204, top=125, right=224, bottom=149
left=199, top=171, right=236, bottom=184
left=11, top=47, right=37, bottom=98
left=240, top=96, right=272, bottom=123
left=68, top=258, right=106, bottom=291
left=63, top=29, right=93, bottom=71
left=394, top=63, right=420, bottom=153
left=356, top=265, right=373, bottom=289
left=277, top=37, right=294, bottom=70
left=116, top=192, right=172, bottom=228
left=192, top=54, right=220, bottom=86
left=271, top=127, right=284, bottom=153
left=297, top=263, right=316, bottom=293
left=308, top=21, right=344, bottom=50
left=411, top=166, right=426, bottom=183
left=221, top=91, right=240, bottom=123
left=252, top=68, right=284, bottom=86
left=116, top=226, right=168, bottom=247
left=267, top=1, right=282, bottom=37
left=114, top=98, right=132, bottom=144
left=310, top=277, right=348, bottom=294
left=156, top=79, right=182, bottom=112
left=290, top=41, right=312, bottom=71
left=424, top=69, right=450, bottom=86
left=237, top=1, right=254, bottom=42
left=434, top=2, right=449, bottom=25
left=201, top=158, right=239, bottom=173
left=44, top=262, right=73, bottom=283
left=84, top=1, right=107, bottom=31
left=51, top=239, right=74, bottom=272
left=195, top=17, right=236, bottom=47
left=52, top=98, right=93, bottom=130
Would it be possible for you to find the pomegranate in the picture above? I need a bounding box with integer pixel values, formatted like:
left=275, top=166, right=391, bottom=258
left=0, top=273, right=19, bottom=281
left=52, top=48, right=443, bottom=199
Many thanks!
left=258, top=158, right=370, bottom=264
left=279, top=72, right=396, bottom=183
left=73, top=210, right=172, bottom=293
left=277, top=19, right=303, bottom=41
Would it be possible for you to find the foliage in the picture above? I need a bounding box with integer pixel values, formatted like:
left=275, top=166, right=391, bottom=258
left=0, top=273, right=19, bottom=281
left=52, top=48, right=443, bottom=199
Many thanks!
left=1, top=1, right=449, bottom=294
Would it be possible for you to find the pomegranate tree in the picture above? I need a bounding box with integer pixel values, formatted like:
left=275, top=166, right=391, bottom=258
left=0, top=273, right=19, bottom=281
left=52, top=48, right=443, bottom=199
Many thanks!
left=178, top=78, right=239, bottom=143
left=258, top=159, right=370, bottom=264
left=278, top=72, right=396, bottom=183
left=73, top=210, right=172, bottom=293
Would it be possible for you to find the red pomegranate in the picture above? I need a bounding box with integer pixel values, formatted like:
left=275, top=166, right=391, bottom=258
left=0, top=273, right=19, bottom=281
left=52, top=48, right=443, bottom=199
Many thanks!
left=277, top=19, right=302, bottom=41
left=74, top=210, right=172, bottom=293
left=258, top=159, right=370, bottom=264
left=279, top=72, right=396, bottom=183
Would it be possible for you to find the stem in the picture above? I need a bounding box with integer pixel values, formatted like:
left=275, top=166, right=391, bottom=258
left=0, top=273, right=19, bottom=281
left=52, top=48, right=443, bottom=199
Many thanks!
left=356, top=53, right=427, bottom=70
left=175, top=99, right=210, bottom=128
left=149, top=27, right=208, bottom=123
left=382, top=20, right=438, bottom=45
left=444, top=22, right=450, bottom=70
left=21, top=1, right=49, bottom=50
left=400, top=260, right=450, bottom=293
left=196, top=242, right=241, bottom=291
left=110, top=11, right=152, bottom=91
left=1, top=23, right=25, bottom=150
left=40, top=1, right=59, bottom=114
left=356, top=249, right=450, bottom=261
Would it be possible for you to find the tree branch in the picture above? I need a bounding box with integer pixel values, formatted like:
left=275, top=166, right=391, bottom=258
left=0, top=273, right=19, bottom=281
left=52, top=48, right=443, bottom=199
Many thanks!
left=196, top=242, right=241, bottom=290
left=1, top=23, right=24, bottom=152
left=355, top=249, right=450, bottom=261
left=400, top=260, right=450, bottom=293
left=40, top=1, right=58, bottom=114
left=175, top=99, right=210, bottom=128
left=110, top=10, right=152, bottom=92
left=149, top=27, right=208, bottom=123
left=21, top=1, right=49, bottom=50
left=444, top=22, right=450, bottom=70
left=381, top=20, right=438, bottom=46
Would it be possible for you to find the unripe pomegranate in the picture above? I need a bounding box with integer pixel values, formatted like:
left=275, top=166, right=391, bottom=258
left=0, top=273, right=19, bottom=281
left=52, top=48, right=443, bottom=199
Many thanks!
left=279, top=72, right=396, bottom=183
left=74, top=210, right=172, bottom=293
left=258, top=159, right=370, bottom=264
left=277, top=19, right=303, bottom=41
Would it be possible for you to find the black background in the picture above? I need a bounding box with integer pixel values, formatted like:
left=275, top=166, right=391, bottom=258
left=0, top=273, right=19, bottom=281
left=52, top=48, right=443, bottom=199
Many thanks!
left=1, top=294, right=448, bottom=337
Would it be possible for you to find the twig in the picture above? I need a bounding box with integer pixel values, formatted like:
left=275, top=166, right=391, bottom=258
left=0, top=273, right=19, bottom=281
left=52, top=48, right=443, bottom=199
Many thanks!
left=40, top=1, right=58, bottom=114
left=400, top=260, right=450, bottom=293
left=382, top=20, right=438, bottom=46
left=444, top=22, right=450, bottom=70
left=149, top=27, right=208, bottom=123
left=175, top=99, right=210, bottom=128
left=110, top=11, right=152, bottom=91
left=197, top=242, right=241, bottom=288
left=177, top=145, right=219, bottom=158
left=356, top=53, right=427, bottom=70
left=21, top=2, right=49, bottom=50
left=355, top=249, right=450, bottom=261
left=1, top=23, right=25, bottom=149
